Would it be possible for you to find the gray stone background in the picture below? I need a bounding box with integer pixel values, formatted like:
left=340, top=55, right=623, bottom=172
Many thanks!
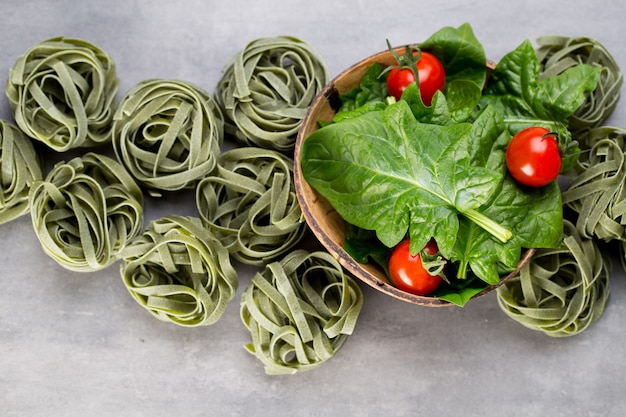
left=1, top=0, right=625, bottom=416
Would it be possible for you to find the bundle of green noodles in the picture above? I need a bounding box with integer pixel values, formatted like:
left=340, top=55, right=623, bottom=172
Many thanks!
left=120, top=215, right=238, bottom=327
left=0, top=120, right=42, bottom=224
left=497, top=221, right=610, bottom=337
left=562, top=127, right=626, bottom=242
left=240, top=250, right=363, bottom=374
left=29, top=153, right=143, bottom=271
left=196, top=147, right=307, bottom=265
left=5, top=36, right=119, bottom=152
left=215, top=36, right=328, bottom=152
left=113, top=79, right=223, bottom=194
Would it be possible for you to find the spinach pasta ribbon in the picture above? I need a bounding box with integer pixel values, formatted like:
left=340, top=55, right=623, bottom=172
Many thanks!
left=0, top=120, right=42, bottom=224
left=215, top=36, right=328, bottom=152
left=562, top=127, right=626, bottom=242
left=536, top=36, right=623, bottom=134
left=29, top=153, right=144, bottom=272
left=120, top=215, right=238, bottom=327
left=113, top=79, right=224, bottom=194
left=240, top=250, right=363, bottom=375
left=497, top=220, right=610, bottom=337
left=196, top=147, right=307, bottom=265
left=5, top=36, right=119, bottom=152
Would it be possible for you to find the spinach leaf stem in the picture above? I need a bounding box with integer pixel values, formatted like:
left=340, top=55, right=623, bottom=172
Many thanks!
left=461, top=208, right=512, bottom=243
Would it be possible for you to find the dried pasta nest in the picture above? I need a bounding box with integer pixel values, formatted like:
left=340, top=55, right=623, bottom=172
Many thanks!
left=562, top=127, right=626, bottom=242
left=29, top=153, right=144, bottom=271
left=0, top=119, right=43, bottom=224
left=536, top=36, right=623, bottom=135
left=240, top=250, right=363, bottom=375
left=196, top=147, right=307, bottom=265
left=497, top=220, right=610, bottom=337
left=120, top=215, right=238, bottom=327
left=215, top=36, right=328, bottom=152
left=112, top=79, right=224, bottom=194
left=5, top=36, right=119, bottom=152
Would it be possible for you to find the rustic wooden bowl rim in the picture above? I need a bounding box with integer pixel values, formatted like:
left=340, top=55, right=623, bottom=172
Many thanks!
left=294, top=46, right=533, bottom=306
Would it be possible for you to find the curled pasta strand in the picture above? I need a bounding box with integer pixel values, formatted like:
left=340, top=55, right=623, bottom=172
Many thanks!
left=215, top=36, right=328, bottom=152
left=240, top=250, right=364, bottom=375
left=120, top=215, right=238, bottom=327
left=562, top=127, right=626, bottom=241
left=5, top=36, right=119, bottom=151
left=29, top=153, right=143, bottom=271
left=196, top=147, right=307, bottom=265
left=536, top=36, right=623, bottom=133
left=0, top=120, right=43, bottom=224
left=497, top=220, right=610, bottom=337
left=113, top=79, right=224, bottom=194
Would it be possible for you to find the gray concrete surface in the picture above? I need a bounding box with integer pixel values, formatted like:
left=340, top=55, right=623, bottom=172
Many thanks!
left=1, top=0, right=625, bottom=416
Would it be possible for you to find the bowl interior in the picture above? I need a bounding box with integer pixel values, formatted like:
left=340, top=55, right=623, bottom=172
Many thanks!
left=294, top=47, right=532, bottom=306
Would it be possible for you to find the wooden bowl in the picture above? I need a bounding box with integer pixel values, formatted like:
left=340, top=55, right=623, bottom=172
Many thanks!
left=293, top=47, right=534, bottom=306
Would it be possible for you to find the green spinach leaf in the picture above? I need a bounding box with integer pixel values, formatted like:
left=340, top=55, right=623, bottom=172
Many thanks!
left=435, top=285, right=487, bottom=307
left=301, top=100, right=512, bottom=276
left=343, top=223, right=392, bottom=276
left=401, top=82, right=455, bottom=126
left=453, top=179, right=563, bottom=284
left=335, top=63, right=388, bottom=118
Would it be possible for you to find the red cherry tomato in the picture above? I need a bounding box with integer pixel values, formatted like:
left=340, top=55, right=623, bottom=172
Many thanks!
left=386, top=51, right=445, bottom=106
left=388, top=238, right=443, bottom=296
left=505, top=127, right=562, bottom=187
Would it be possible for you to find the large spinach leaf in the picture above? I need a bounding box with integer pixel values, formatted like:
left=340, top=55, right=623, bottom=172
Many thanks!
left=302, top=101, right=513, bottom=276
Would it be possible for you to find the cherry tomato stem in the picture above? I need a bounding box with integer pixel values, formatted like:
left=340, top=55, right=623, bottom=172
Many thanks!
left=385, top=45, right=445, bottom=106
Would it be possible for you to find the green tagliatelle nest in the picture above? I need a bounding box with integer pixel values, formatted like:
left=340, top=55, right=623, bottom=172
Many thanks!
left=5, top=36, right=119, bottom=152
left=240, top=250, right=363, bottom=375
left=29, top=153, right=144, bottom=271
left=536, top=36, right=623, bottom=134
left=0, top=119, right=42, bottom=224
left=120, top=215, right=238, bottom=327
left=112, top=79, right=224, bottom=193
left=195, top=147, right=307, bottom=265
left=496, top=220, right=610, bottom=337
left=562, top=127, right=626, bottom=242
left=215, top=36, right=328, bottom=152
